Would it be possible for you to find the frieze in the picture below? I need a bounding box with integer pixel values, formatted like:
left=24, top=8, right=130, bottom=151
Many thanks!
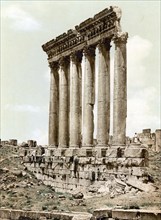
left=42, top=6, right=120, bottom=62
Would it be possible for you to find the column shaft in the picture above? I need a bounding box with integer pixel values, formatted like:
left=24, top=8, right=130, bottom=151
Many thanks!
left=48, top=62, right=59, bottom=146
left=97, top=40, right=111, bottom=146
left=59, top=57, right=69, bottom=147
left=69, top=52, right=82, bottom=147
left=113, top=32, right=128, bottom=145
left=82, top=46, right=95, bottom=147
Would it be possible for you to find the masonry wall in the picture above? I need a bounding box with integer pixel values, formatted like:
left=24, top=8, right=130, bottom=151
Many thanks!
left=1, top=208, right=161, bottom=220
left=22, top=144, right=151, bottom=195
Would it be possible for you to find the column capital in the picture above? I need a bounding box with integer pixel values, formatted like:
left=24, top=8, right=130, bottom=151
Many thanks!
left=83, top=46, right=96, bottom=59
left=59, top=56, right=70, bottom=70
left=49, top=61, right=59, bottom=71
left=97, top=38, right=111, bottom=52
left=70, top=51, right=83, bottom=64
left=113, top=32, right=128, bottom=44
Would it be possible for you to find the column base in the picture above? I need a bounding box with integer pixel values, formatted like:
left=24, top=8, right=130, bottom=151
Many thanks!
left=96, top=143, right=108, bottom=148
left=58, top=144, right=68, bottom=148
left=48, top=144, right=58, bottom=148
left=82, top=144, right=93, bottom=148
left=69, top=144, right=80, bottom=148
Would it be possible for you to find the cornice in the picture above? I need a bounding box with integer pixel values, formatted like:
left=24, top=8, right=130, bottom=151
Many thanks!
left=42, top=6, right=120, bottom=62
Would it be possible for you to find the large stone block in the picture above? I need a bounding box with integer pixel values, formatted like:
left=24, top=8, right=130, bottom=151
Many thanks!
left=124, top=147, right=148, bottom=158
left=53, top=148, right=63, bottom=157
left=131, top=167, right=145, bottom=176
left=112, top=209, right=161, bottom=220
left=95, top=147, right=108, bottom=158
left=106, top=148, right=118, bottom=157
left=127, top=177, right=156, bottom=192
left=93, top=208, right=112, bottom=218
left=0, top=209, right=11, bottom=219
left=65, top=148, right=79, bottom=157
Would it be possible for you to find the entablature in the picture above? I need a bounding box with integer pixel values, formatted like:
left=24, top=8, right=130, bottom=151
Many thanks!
left=42, top=6, right=121, bottom=63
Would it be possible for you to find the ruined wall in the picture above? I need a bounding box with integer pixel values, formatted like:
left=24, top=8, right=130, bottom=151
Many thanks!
left=137, top=129, right=161, bottom=152
left=92, top=208, right=161, bottom=220
left=22, top=144, right=152, bottom=196
left=1, top=208, right=161, bottom=220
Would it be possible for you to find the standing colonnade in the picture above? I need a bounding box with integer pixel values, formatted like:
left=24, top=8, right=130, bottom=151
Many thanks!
left=43, top=7, right=128, bottom=148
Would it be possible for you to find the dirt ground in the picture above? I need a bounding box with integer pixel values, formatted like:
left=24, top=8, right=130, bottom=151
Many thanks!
left=0, top=145, right=161, bottom=214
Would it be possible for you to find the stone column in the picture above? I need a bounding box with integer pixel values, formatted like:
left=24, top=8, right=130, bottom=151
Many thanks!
left=58, top=57, right=69, bottom=148
left=113, top=32, right=128, bottom=145
left=97, top=39, right=111, bottom=146
left=82, top=46, right=95, bottom=147
left=70, top=51, right=82, bottom=147
left=49, top=62, right=59, bottom=146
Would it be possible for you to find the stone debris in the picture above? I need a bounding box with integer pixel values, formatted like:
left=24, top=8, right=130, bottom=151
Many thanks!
left=1, top=4, right=161, bottom=218
left=126, top=178, right=157, bottom=192
left=72, top=192, right=84, bottom=199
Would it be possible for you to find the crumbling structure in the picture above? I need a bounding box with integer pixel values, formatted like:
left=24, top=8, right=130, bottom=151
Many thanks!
left=23, top=6, right=155, bottom=195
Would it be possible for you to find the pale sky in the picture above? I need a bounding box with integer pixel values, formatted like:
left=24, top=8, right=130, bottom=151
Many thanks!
left=1, top=0, right=160, bottom=145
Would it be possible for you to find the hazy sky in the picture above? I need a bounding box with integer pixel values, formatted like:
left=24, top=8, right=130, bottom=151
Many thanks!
left=1, top=0, right=160, bottom=145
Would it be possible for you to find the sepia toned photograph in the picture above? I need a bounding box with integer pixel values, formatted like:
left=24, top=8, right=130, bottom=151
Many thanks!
left=1, top=0, right=161, bottom=219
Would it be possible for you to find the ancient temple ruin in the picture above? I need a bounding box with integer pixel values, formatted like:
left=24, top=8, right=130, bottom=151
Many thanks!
left=22, top=6, right=155, bottom=195
left=42, top=6, right=127, bottom=148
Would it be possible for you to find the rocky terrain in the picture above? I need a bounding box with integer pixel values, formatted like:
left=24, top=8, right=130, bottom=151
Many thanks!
left=0, top=145, right=161, bottom=214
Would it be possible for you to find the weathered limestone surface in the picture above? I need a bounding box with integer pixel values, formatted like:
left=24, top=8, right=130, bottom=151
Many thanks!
left=59, top=57, right=69, bottom=148
left=43, top=6, right=129, bottom=148
left=70, top=52, right=82, bottom=147
left=48, top=62, right=59, bottom=146
left=9, top=139, right=17, bottom=146
left=113, top=32, right=128, bottom=146
left=1, top=208, right=160, bottom=220
left=97, top=39, right=110, bottom=146
left=23, top=143, right=152, bottom=195
left=155, top=129, right=161, bottom=152
left=38, top=6, right=155, bottom=199
left=82, top=46, right=95, bottom=147
left=93, top=208, right=161, bottom=220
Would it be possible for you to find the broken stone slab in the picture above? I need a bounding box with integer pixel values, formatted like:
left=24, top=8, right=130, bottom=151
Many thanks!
left=72, top=213, right=92, bottom=220
left=11, top=170, right=22, bottom=177
left=115, top=178, right=126, bottom=188
left=98, top=185, right=110, bottom=194
left=112, top=209, right=161, bottom=220
left=126, top=178, right=156, bottom=192
left=93, top=208, right=112, bottom=218
left=88, top=185, right=98, bottom=193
